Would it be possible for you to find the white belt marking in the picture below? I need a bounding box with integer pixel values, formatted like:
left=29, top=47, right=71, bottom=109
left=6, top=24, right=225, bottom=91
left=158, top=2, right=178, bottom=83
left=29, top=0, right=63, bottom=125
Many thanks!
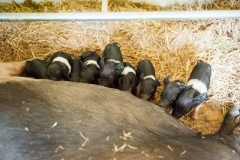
left=107, top=59, right=121, bottom=63
left=187, top=79, right=208, bottom=94
left=52, top=57, right=71, bottom=75
left=121, top=66, right=136, bottom=75
left=143, top=75, right=155, bottom=81
left=84, top=60, right=100, bottom=69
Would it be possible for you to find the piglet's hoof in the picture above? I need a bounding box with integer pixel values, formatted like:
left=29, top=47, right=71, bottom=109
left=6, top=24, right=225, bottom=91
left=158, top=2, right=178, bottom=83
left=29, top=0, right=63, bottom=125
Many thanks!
left=166, top=107, right=173, bottom=115
left=218, top=104, right=240, bottom=135
left=190, top=113, right=196, bottom=120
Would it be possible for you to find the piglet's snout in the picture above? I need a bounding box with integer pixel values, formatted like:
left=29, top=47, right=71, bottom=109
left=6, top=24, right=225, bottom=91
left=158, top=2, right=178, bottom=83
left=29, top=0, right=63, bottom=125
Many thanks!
left=158, top=100, right=168, bottom=108
left=140, top=94, right=151, bottom=101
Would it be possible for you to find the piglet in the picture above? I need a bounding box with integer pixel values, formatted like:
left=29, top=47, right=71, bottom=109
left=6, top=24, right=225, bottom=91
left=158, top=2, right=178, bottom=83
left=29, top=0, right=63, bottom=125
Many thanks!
left=135, top=59, right=160, bottom=101
left=79, top=51, right=101, bottom=84
left=99, top=42, right=124, bottom=88
left=172, top=60, right=211, bottom=119
left=47, top=51, right=72, bottom=81
left=157, top=75, right=187, bottom=114
left=69, top=57, right=83, bottom=82
left=24, top=59, right=48, bottom=79
left=117, top=62, right=137, bottom=94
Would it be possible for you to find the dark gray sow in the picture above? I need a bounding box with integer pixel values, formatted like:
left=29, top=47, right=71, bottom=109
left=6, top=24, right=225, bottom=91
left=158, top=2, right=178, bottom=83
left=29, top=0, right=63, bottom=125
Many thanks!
left=0, top=78, right=239, bottom=160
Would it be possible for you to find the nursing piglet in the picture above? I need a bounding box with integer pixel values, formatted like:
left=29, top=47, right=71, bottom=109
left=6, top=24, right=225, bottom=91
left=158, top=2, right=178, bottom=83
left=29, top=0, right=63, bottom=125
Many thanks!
left=158, top=75, right=186, bottom=114
left=79, top=51, right=101, bottom=84
left=47, top=51, right=72, bottom=81
left=117, top=62, right=137, bottom=94
left=69, top=57, right=83, bottom=82
left=24, top=59, right=48, bottom=79
left=135, top=59, right=160, bottom=101
left=99, top=42, right=124, bottom=87
left=172, top=60, right=211, bottom=119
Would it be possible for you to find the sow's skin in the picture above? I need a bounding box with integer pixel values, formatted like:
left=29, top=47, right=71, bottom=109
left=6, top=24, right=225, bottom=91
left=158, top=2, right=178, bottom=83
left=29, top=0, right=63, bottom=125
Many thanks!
left=0, top=77, right=240, bottom=159
left=172, top=60, right=211, bottom=119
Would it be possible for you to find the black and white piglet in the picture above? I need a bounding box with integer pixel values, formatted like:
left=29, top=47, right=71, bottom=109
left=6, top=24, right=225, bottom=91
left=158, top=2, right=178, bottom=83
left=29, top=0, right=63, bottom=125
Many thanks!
left=117, top=62, right=137, bottom=94
left=172, top=60, right=211, bottom=119
left=79, top=51, right=101, bottom=84
left=24, top=59, right=48, bottom=79
left=99, top=42, right=124, bottom=87
left=47, top=51, right=72, bottom=81
left=69, top=57, right=83, bottom=82
left=158, top=75, right=186, bottom=114
left=135, top=59, right=160, bottom=101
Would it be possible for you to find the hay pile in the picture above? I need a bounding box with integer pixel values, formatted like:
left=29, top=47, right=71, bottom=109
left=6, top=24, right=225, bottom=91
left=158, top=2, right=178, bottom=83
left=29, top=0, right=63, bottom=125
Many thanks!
left=0, top=0, right=239, bottom=135
left=1, top=0, right=240, bottom=12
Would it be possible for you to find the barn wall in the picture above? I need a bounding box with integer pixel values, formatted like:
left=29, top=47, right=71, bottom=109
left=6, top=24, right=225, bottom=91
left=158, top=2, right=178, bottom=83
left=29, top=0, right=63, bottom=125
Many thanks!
left=130, top=0, right=213, bottom=7
left=1, top=0, right=213, bottom=7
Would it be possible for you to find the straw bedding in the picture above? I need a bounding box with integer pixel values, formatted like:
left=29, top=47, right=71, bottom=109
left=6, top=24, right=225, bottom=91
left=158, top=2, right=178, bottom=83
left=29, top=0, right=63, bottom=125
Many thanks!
left=0, top=0, right=239, bottom=135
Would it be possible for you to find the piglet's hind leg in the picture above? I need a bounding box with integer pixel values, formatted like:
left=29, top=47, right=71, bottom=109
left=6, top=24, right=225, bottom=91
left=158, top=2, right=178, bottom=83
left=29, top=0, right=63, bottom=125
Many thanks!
left=190, top=103, right=203, bottom=120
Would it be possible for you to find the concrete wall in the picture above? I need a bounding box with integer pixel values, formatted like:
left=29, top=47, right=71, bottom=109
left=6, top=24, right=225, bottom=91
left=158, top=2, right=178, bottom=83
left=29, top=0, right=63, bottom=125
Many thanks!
left=1, top=0, right=213, bottom=7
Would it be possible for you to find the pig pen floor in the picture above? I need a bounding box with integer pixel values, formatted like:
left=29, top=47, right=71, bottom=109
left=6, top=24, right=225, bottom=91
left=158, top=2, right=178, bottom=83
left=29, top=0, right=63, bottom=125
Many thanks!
left=0, top=0, right=240, bottom=135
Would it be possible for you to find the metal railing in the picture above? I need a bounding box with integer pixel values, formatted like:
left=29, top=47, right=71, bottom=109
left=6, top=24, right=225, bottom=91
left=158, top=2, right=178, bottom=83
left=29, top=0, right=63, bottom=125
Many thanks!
left=0, top=11, right=240, bottom=21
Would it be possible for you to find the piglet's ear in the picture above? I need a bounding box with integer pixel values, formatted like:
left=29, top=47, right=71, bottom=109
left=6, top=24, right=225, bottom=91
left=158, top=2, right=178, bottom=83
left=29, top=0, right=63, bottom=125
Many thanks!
left=131, top=76, right=138, bottom=88
left=139, top=73, right=144, bottom=81
left=100, top=57, right=105, bottom=67
left=134, top=83, right=141, bottom=98
left=184, top=85, right=192, bottom=91
left=193, top=92, right=207, bottom=106
left=81, top=51, right=94, bottom=59
left=79, top=56, right=84, bottom=61
left=59, top=62, right=66, bottom=70
left=116, top=42, right=121, bottom=48
left=82, top=62, right=87, bottom=68
left=62, top=74, right=70, bottom=81
left=79, top=59, right=83, bottom=66
left=95, top=71, right=100, bottom=78
left=117, top=77, right=122, bottom=87
left=163, top=75, right=170, bottom=86
left=155, top=78, right=161, bottom=87
left=115, top=62, right=124, bottom=71
left=179, top=83, right=187, bottom=91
